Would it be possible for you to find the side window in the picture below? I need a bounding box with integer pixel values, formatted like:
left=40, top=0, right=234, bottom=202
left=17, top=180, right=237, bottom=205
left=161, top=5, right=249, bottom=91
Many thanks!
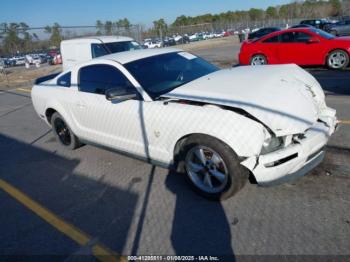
left=281, top=32, right=295, bottom=43
left=304, top=20, right=315, bottom=26
left=91, top=44, right=108, bottom=58
left=295, top=32, right=312, bottom=43
left=79, top=64, right=133, bottom=95
left=263, top=35, right=279, bottom=43
left=57, top=72, right=71, bottom=87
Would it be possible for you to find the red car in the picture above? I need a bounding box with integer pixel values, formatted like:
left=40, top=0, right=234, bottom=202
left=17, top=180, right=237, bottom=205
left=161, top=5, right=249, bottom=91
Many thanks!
left=239, top=28, right=350, bottom=69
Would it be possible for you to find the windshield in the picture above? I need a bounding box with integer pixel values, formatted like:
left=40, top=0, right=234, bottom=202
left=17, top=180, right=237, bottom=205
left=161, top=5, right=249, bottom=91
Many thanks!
left=124, top=52, right=219, bottom=99
left=310, top=28, right=335, bottom=39
left=104, top=41, right=142, bottom=53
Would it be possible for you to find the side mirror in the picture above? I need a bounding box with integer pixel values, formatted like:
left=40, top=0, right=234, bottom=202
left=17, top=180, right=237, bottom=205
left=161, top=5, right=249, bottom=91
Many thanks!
left=307, top=37, right=320, bottom=44
left=105, top=87, right=138, bottom=103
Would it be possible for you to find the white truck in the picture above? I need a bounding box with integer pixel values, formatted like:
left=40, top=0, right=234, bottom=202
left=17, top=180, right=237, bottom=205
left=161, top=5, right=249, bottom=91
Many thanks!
left=61, top=36, right=142, bottom=70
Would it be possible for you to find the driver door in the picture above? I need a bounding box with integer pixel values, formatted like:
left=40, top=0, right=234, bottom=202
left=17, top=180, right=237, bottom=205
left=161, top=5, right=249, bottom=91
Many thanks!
left=277, top=31, right=322, bottom=65
left=70, top=63, right=151, bottom=157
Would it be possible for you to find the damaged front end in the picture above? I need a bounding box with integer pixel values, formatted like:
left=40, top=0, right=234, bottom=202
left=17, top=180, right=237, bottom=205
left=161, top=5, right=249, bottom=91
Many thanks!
left=241, top=107, right=338, bottom=186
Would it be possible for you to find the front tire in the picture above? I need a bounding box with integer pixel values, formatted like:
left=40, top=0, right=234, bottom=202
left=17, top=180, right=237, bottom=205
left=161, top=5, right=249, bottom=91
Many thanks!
left=327, top=49, right=349, bottom=70
left=178, top=135, right=248, bottom=201
left=51, top=112, right=81, bottom=150
left=250, top=54, right=267, bottom=65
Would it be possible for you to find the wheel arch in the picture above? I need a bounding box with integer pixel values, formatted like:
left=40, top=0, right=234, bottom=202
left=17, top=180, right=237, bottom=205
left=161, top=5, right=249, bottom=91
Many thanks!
left=43, top=102, right=77, bottom=135
left=45, top=108, right=57, bottom=124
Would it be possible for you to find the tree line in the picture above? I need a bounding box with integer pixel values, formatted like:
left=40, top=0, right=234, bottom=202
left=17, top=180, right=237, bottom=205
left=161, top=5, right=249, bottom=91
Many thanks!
left=172, top=0, right=348, bottom=26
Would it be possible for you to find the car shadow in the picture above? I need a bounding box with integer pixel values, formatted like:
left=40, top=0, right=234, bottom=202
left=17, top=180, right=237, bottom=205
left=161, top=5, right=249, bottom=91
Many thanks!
left=165, top=170, right=235, bottom=261
left=0, top=133, right=138, bottom=258
left=133, top=100, right=236, bottom=260
left=305, top=67, right=350, bottom=95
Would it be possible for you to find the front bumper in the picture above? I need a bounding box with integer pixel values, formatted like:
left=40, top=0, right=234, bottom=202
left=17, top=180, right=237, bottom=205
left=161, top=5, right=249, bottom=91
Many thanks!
left=241, top=114, right=338, bottom=186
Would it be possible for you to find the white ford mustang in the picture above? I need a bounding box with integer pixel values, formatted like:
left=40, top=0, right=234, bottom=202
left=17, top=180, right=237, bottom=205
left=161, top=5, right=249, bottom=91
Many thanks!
left=31, top=48, right=337, bottom=200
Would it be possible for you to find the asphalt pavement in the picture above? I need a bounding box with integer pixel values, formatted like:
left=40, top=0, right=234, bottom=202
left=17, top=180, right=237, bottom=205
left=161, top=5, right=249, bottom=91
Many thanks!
left=0, top=45, right=349, bottom=261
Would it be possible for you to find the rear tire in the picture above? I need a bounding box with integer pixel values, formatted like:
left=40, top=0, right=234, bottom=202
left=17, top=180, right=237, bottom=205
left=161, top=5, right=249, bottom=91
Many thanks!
left=250, top=54, right=267, bottom=65
left=177, top=135, right=248, bottom=201
left=51, top=112, right=81, bottom=150
left=327, top=49, right=349, bottom=70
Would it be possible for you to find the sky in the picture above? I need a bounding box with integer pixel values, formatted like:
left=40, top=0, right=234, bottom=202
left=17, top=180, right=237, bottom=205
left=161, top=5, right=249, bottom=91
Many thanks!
left=1, top=0, right=292, bottom=27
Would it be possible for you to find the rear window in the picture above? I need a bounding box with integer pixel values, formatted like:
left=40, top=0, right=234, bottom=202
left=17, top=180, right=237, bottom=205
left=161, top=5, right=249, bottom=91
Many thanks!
left=310, top=28, right=335, bottom=39
left=104, top=41, right=142, bottom=53
left=91, top=41, right=142, bottom=58
left=91, top=44, right=108, bottom=58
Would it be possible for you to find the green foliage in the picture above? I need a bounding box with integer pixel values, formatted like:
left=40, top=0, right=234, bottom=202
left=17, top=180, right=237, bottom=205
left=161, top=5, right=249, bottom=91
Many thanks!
left=171, top=0, right=348, bottom=26
left=153, top=18, right=168, bottom=37
left=94, top=19, right=132, bottom=35
left=104, top=21, right=113, bottom=35
left=248, top=8, right=264, bottom=21
left=266, top=6, right=278, bottom=19
left=330, top=0, right=342, bottom=16
left=1, top=22, right=37, bottom=54
left=115, top=18, right=131, bottom=29
left=96, top=20, right=104, bottom=35
left=45, top=23, right=62, bottom=48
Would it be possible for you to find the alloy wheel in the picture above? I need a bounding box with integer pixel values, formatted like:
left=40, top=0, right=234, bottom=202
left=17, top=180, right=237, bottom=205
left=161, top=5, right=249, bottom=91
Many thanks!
left=251, top=55, right=267, bottom=65
left=185, top=146, right=229, bottom=194
left=328, top=51, right=347, bottom=69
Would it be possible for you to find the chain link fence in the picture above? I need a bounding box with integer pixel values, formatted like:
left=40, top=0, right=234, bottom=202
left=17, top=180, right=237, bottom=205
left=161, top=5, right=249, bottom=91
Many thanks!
left=145, top=18, right=305, bottom=40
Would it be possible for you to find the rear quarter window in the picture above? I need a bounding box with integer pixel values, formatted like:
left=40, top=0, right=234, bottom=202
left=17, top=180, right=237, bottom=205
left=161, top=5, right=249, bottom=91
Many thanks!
left=262, top=35, right=279, bottom=43
left=57, top=72, right=71, bottom=87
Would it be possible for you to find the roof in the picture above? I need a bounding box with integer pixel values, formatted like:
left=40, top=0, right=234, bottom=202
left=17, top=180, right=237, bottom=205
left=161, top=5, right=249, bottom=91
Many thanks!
left=97, top=47, right=183, bottom=64
left=61, top=36, right=134, bottom=44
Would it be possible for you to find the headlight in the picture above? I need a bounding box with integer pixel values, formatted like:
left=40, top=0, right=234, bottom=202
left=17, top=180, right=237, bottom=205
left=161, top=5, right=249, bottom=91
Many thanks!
left=261, top=136, right=284, bottom=154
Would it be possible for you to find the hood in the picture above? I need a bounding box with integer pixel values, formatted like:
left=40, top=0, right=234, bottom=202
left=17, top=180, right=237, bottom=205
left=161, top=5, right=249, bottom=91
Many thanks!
left=164, top=64, right=324, bottom=136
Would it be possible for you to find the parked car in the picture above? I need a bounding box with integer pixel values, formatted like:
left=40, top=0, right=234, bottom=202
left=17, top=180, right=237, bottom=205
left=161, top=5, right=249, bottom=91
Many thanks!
left=26, top=54, right=42, bottom=65
left=31, top=48, right=337, bottom=200
left=213, top=31, right=225, bottom=38
left=327, top=20, right=350, bottom=36
left=173, top=35, right=190, bottom=44
left=203, top=32, right=215, bottom=39
left=39, top=54, right=48, bottom=64
left=223, top=31, right=233, bottom=37
left=189, top=33, right=199, bottom=42
left=290, top=24, right=315, bottom=29
left=1, top=58, right=11, bottom=67
left=48, top=53, right=62, bottom=65
left=61, top=36, right=142, bottom=70
left=143, top=40, right=162, bottom=49
left=248, top=27, right=281, bottom=40
left=239, top=28, right=350, bottom=69
left=299, top=19, right=331, bottom=30
left=163, top=37, right=176, bottom=47
left=11, top=56, right=26, bottom=66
